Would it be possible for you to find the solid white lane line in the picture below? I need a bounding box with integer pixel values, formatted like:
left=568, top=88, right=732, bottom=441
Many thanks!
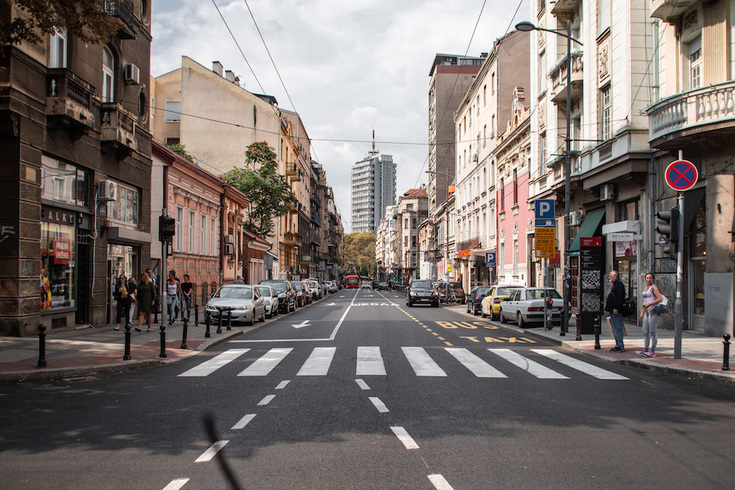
left=275, top=380, right=290, bottom=389
left=237, top=348, right=292, bottom=376
left=369, top=396, right=389, bottom=413
left=531, top=349, right=629, bottom=380
left=355, top=379, right=371, bottom=390
left=297, top=347, right=336, bottom=376
left=356, top=346, right=386, bottom=376
left=195, top=440, right=229, bottom=463
left=177, top=349, right=250, bottom=377
left=328, top=289, right=359, bottom=340
left=402, top=347, right=447, bottom=377
left=445, top=348, right=507, bottom=378
left=390, top=426, right=419, bottom=449
left=258, top=395, right=276, bottom=406
left=489, top=349, right=569, bottom=379
left=428, top=474, right=455, bottom=490
left=162, top=478, right=190, bottom=490
left=231, top=413, right=256, bottom=430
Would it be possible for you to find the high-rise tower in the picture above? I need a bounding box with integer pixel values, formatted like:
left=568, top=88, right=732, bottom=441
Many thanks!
left=351, top=140, right=396, bottom=233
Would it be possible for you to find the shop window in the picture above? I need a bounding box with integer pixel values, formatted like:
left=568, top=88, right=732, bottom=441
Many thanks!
left=41, top=221, right=75, bottom=309
left=106, top=182, right=139, bottom=227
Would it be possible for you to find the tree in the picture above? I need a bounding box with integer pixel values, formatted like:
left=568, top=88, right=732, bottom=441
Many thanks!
left=221, top=142, right=295, bottom=238
left=1, top=0, right=121, bottom=46
left=166, top=143, right=194, bottom=163
left=344, top=231, right=376, bottom=276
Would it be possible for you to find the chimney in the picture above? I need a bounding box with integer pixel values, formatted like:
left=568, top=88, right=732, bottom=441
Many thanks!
left=225, top=70, right=235, bottom=82
left=213, top=61, right=223, bottom=77
left=514, top=86, right=526, bottom=110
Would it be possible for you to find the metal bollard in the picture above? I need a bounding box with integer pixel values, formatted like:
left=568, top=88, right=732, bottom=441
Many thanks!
left=205, top=312, right=211, bottom=338
left=37, top=324, right=47, bottom=368
left=723, top=334, right=731, bottom=372
left=216, top=308, right=223, bottom=334
left=123, top=324, right=132, bottom=360
left=159, top=324, right=167, bottom=358
left=154, top=306, right=159, bottom=325
left=181, top=318, right=189, bottom=350
left=227, top=308, right=232, bottom=331
left=594, top=317, right=601, bottom=350
left=194, top=304, right=199, bottom=326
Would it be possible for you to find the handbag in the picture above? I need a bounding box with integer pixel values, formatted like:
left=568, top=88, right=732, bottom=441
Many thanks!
left=654, top=293, right=669, bottom=314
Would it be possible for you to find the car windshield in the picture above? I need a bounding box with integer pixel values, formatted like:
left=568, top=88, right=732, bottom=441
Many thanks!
left=447, top=282, right=462, bottom=289
left=261, top=281, right=286, bottom=293
left=526, top=289, right=562, bottom=300
left=215, top=287, right=252, bottom=299
left=260, top=288, right=273, bottom=297
left=290, top=282, right=302, bottom=291
left=476, top=287, right=490, bottom=296
left=411, top=280, right=432, bottom=289
left=497, top=286, right=521, bottom=296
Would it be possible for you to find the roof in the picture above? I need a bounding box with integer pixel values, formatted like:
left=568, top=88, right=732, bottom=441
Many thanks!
left=403, top=188, right=429, bottom=199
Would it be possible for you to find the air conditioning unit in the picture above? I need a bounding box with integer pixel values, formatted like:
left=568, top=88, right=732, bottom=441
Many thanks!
left=124, top=63, right=140, bottom=84
left=97, top=180, right=118, bottom=202
left=224, top=243, right=234, bottom=256
left=569, top=211, right=583, bottom=227
left=599, top=183, right=615, bottom=201
left=224, top=234, right=234, bottom=244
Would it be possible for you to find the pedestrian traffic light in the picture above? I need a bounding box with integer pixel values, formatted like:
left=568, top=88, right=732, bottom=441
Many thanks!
left=159, top=215, right=175, bottom=243
left=656, top=207, right=679, bottom=258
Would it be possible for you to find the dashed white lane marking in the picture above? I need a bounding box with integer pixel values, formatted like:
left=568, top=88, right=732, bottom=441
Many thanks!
left=369, top=396, right=389, bottom=413
left=237, top=348, right=292, bottom=376
left=195, top=440, right=229, bottom=463
left=178, top=349, right=250, bottom=377
left=446, top=347, right=507, bottom=378
left=402, top=347, right=447, bottom=377
left=488, top=348, right=569, bottom=379
left=275, top=380, right=290, bottom=389
left=356, top=346, right=387, bottom=376
left=297, top=347, right=336, bottom=376
left=162, top=478, right=190, bottom=490
left=390, top=426, right=419, bottom=450
left=258, top=395, right=276, bottom=406
left=231, top=413, right=256, bottom=430
left=428, top=474, right=454, bottom=490
left=355, top=379, right=371, bottom=390
left=531, top=349, right=629, bottom=380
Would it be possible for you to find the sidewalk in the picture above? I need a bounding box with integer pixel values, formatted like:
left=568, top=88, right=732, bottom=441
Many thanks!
left=452, top=304, right=735, bottom=382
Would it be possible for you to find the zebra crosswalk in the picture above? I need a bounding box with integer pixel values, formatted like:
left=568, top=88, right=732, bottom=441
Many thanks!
left=177, top=346, right=629, bottom=381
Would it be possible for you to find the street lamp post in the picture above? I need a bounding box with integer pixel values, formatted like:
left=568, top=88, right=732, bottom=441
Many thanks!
left=426, top=170, right=452, bottom=283
left=516, top=20, right=582, bottom=338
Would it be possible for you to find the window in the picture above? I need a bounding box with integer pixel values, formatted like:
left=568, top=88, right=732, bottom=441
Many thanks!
left=491, top=115, right=495, bottom=138
left=499, top=178, right=505, bottom=211
left=102, top=46, right=114, bottom=103
left=539, top=132, right=547, bottom=168
left=597, top=0, right=611, bottom=35
left=176, top=207, right=183, bottom=251
left=189, top=211, right=195, bottom=253
left=600, top=85, right=611, bottom=140
left=491, top=72, right=496, bottom=94
left=512, top=169, right=518, bottom=206
left=201, top=216, right=207, bottom=255
left=107, top=182, right=139, bottom=227
left=538, top=50, right=546, bottom=93
left=476, top=95, right=480, bottom=114
left=165, top=100, right=181, bottom=123
left=483, top=85, right=487, bottom=105
left=483, top=125, right=487, bottom=147
left=210, top=219, right=216, bottom=255
left=689, top=36, right=702, bottom=89
left=49, top=29, right=67, bottom=68
left=41, top=156, right=88, bottom=207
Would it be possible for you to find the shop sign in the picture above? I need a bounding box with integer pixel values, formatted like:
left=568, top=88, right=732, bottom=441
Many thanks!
left=43, top=207, right=76, bottom=226
left=457, top=249, right=472, bottom=258
left=53, top=237, right=71, bottom=264
left=301, top=255, right=312, bottom=262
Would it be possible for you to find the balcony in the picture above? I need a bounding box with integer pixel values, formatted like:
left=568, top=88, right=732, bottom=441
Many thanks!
left=46, top=69, right=96, bottom=138
left=310, top=233, right=321, bottom=246
left=550, top=0, right=581, bottom=16
left=311, top=213, right=321, bottom=227
left=549, top=51, right=583, bottom=106
left=283, top=231, right=301, bottom=246
left=100, top=103, right=137, bottom=159
left=104, top=0, right=136, bottom=39
left=285, top=162, right=300, bottom=182
left=310, top=193, right=322, bottom=208
left=650, top=0, right=698, bottom=24
left=647, top=81, right=735, bottom=150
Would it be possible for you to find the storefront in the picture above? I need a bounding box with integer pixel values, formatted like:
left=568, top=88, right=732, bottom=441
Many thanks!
left=41, top=207, right=76, bottom=312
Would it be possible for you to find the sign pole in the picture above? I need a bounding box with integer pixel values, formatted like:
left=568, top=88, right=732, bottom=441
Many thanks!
left=674, top=191, right=684, bottom=359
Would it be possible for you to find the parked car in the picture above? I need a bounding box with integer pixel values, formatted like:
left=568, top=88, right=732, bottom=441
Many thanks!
left=434, top=281, right=465, bottom=303
left=360, top=280, right=372, bottom=289
left=259, top=280, right=296, bottom=313
left=481, top=284, right=524, bottom=320
left=205, top=284, right=266, bottom=325
left=324, top=281, right=338, bottom=294
left=498, top=287, right=563, bottom=328
left=377, top=281, right=389, bottom=291
left=406, top=279, right=440, bottom=307
left=290, top=281, right=307, bottom=307
left=466, top=286, right=491, bottom=315
left=306, top=279, right=322, bottom=300
left=258, top=284, right=278, bottom=318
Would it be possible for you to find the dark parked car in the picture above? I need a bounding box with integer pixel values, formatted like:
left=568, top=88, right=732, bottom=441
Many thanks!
left=259, top=280, right=296, bottom=313
left=435, top=281, right=466, bottom=303
left=406, top=279, right=440, bottom=307
left=466, top=286, right=491, bottom=315
left=290, top=281, right=307, bottom=307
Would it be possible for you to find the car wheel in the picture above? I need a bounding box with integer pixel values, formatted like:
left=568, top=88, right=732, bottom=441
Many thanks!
left=248, top=312, right=255, bottom=326
left=481, top=309, right=487, bottom=318
left=499, top=309, right=507, bottom=324
left=517, top=312, right=526, bottom=328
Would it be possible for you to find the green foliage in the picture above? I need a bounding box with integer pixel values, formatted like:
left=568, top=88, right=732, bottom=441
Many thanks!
left=2, top=0, right=121, bottom=46
left=221, top=141, right=296, bottom=239
left=344, top=232, right=376, bottom=276
left=166, top=143, right=194, bottom=162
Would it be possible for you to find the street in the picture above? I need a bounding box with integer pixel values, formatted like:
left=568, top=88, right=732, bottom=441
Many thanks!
left=1, top=288, right=734, bottom=489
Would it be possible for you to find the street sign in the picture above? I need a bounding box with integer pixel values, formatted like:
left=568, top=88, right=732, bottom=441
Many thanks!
left=534, top=227, right=557, bottom=258
left=534, top=199, right=555, bottom=226
left=665, top=160, right=698, bottom=192
left=485, top=252, right=496, bottom=267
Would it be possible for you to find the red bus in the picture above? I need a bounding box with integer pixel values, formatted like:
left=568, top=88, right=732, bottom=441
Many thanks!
left=345, top=274, right=359, bottom=289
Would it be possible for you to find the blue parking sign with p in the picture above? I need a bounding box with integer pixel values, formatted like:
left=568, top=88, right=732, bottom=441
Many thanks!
left=485, top=252, right=496, bottom=267
left=535, top=199, right=555, bottom=228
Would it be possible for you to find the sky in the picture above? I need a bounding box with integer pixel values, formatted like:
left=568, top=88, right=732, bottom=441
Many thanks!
left=151, top=0, right=530, bottom=233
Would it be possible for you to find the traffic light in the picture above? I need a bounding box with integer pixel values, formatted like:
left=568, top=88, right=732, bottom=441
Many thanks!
left=656, top=207, right=679, bottom=258
left=159, top=215, right=175, bottom=243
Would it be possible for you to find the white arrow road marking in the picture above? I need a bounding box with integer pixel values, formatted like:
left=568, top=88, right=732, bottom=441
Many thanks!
left=327, top=302, right=336, bottom=305
left=292, top=320, right=311, bottom=329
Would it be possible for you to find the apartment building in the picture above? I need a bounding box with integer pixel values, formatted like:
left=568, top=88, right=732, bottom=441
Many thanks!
left=351, top=151, right=396, bottom=233
left=396, top=188, right=429, bottom=282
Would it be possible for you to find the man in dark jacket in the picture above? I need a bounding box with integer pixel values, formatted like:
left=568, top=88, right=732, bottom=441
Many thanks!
left=604, top=270, right=626, bottom=352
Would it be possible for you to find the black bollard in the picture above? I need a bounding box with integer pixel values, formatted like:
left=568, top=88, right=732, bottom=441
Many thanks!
left=123, top=324, right=132, bottom=360
left=37, top=324, right=47, bottom=368
left=723, top=334, right=731, bottom=372
left=205, top=312, right=211, bottom=338
left=594, top=317, right=601, bottom=350
left=159, top=324, right=167, bottom=358
left=181, top=318, right=189, bottom=350
left=216, top=308, right=223, bottom=334
left=194, top=304, right=199, bottom=326
left=227, top=308, right=232, bottom=331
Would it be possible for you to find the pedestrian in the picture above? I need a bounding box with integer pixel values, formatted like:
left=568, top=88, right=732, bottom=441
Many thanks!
left=233, top=275, right=245, bottom=284
left=126, top=276, right=137, bottom=327
left=136, top=272, right=157, bottom=332
left=180, top=274, right=193, bottom=322
left=114, top=275, right=130, bottom=331
left=166, top=270, right=182, bottom=325
left=604, top=270, right=626, bottom=352
left=638, top=273, right=662, bottom=357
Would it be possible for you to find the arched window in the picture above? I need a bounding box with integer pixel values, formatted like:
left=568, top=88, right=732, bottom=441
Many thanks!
left=102, top=46, right=115, bottom=103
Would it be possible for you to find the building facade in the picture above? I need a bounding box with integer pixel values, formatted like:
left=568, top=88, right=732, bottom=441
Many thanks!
left=351, top=152, right=396, bottom=233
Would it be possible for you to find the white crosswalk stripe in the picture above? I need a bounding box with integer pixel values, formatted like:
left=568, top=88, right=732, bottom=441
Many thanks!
left=178, top=348, right=250, bottom=377
left=402, top=346, right=447, bottom=377
left=356, top=346, right=386, bottom=376
left=446, top=348, right=507, bottom=378
left=488, top=348, right=569, bottom=379
left=298, top=347, right=336, bottom=376
left=531, top=349, right=629, bottom=380
left=237, top=348, right=292, bottom=377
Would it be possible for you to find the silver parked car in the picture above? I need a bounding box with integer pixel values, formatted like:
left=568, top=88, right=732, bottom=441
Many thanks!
left=205, top=285, right=266, bottom=326
left=258, top=284, right=278, bottom=318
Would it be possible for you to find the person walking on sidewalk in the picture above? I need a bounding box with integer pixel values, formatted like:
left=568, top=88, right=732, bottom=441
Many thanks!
left=166, top=270, right=182, bottom=326
left=126, top=276, right=137, bottom=327
left=605, top=270, right=626, bottom=352
left=180, top=274, right=193, bottom=322
left=114, top=275, right=130, bottom=331
left=136, top=272, right=157, bottom=332
left=638, top=273, right=663, bottom=357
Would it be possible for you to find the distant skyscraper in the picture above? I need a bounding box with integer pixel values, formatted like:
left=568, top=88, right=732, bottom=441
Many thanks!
left=351, top=151, right=396, bottom=233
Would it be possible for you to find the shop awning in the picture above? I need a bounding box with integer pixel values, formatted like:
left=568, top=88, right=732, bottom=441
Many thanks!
left=569, top=207, right=606, bottom=255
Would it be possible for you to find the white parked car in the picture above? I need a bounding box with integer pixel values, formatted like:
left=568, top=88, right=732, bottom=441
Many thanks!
left=324, top=281, right=338, bottom=294
left=498, top=287, right=563, bottom=328
left=206, top=285, right=266, bottom=326
left=307, top=278, right=323, bottom=300
left=258, top=284, right=278, bottom=318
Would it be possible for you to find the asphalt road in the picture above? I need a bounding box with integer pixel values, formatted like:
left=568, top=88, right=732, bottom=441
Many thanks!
left=1, top=288, right=734, bottom=489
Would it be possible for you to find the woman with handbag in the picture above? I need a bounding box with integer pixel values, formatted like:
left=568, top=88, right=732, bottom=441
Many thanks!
left=638, top=273, right=663, bottom=357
